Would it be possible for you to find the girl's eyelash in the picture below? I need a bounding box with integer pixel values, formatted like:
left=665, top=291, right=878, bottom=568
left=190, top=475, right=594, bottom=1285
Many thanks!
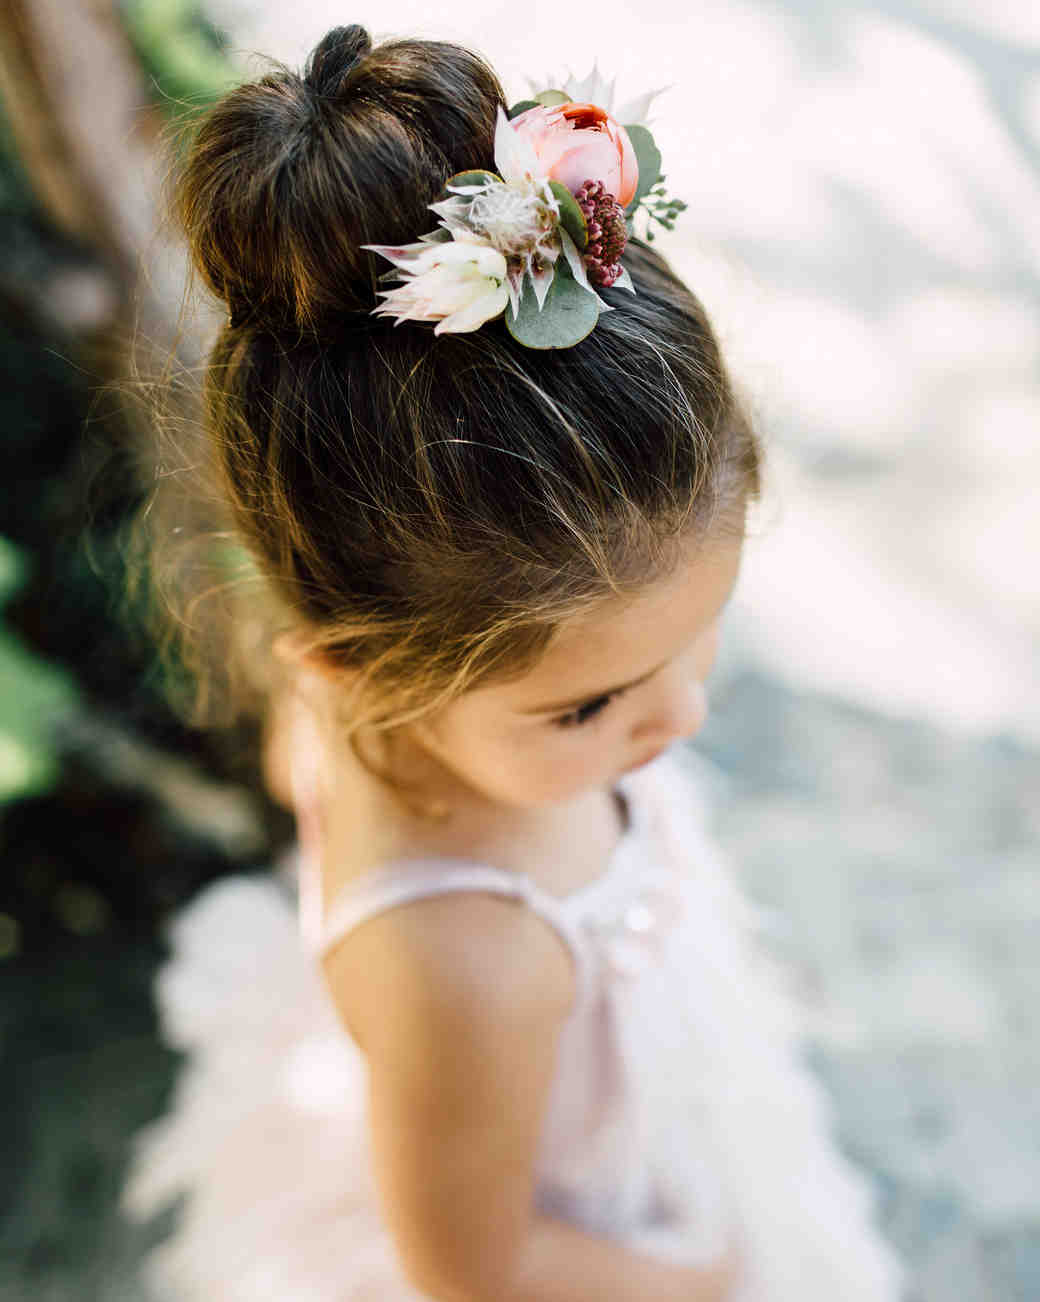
left=553, top=686, right=627, bottom=729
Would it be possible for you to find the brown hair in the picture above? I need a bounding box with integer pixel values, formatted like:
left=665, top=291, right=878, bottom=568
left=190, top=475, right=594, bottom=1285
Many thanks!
left=137, top=25, right=760, bottom=814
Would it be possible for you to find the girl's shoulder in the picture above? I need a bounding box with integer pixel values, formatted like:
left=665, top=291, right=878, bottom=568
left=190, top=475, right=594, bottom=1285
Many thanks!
left=321, top=883, right=577, bottom=1060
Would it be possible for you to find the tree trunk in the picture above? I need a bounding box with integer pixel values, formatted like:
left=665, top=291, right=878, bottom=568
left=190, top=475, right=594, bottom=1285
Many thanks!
left=0, top=0, right=211, bottom=360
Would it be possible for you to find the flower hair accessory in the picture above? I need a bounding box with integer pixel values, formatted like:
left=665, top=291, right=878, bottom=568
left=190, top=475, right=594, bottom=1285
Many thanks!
left=361, top=65, right=687, bottom=349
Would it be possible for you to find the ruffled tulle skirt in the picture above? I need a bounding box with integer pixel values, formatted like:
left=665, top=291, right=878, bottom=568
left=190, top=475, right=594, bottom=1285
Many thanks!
left=121, top=854, right=431, bottom=1301
left=122, top=796, right=905, bottom=1301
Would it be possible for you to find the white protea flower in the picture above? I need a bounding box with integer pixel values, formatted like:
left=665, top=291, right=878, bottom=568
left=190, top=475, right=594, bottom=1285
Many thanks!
left=361, top=238, right=510, bottom=334
left=466, top=184, right=552, bottom=256
left=421, top=107, right=570, bottom=316
left=528, top=62, right=670, bottom=130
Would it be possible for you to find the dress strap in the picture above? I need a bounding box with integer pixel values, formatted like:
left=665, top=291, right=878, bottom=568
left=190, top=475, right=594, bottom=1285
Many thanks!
left=316, top=860, right=593, bottom=1018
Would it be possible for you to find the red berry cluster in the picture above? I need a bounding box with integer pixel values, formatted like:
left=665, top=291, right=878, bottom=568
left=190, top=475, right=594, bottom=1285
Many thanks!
left=574, top=179, right=628, bottom=287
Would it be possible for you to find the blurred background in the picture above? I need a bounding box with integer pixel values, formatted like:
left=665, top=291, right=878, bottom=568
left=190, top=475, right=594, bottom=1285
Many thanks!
left=1, top=1, right=1037, bottom=1299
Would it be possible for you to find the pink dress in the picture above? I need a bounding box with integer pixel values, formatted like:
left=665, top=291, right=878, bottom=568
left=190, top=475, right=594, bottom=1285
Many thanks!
left=121, top=702, right=905, bottom=1302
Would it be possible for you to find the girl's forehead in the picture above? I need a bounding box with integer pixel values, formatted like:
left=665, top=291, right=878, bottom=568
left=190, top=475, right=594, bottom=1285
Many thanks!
left=500, top=536, right=744, bottom=711
left=573, top=536, right=741, bottom=629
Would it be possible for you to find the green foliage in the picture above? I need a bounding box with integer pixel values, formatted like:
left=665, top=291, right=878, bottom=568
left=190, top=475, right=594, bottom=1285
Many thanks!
left=505, top=258, right=600, bottom=349
left=0, top=110, right=38, bottom=217
left=623, top=124, right=664, bottom=219
left=119, top=0, right=241, bottom=114
left=619, top=127, right=688, bottom=242
left=507, top=100, right=541, bottom=120
left=0, top=535, right=24, bottom=607
left=0, top=538, right=80, bottom=804
left=640, top=177, right=688, bottom=242
left=443, top=170, right=503, bottom=194
left=548, top=181, right=588, bottom=252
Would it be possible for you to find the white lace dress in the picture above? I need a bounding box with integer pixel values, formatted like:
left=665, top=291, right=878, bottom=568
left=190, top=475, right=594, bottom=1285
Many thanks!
left=121, top=735, right=904, bottom=1301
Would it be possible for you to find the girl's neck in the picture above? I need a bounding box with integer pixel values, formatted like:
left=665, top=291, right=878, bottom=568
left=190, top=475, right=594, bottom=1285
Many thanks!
left=313, top=715, right=624, bottom=908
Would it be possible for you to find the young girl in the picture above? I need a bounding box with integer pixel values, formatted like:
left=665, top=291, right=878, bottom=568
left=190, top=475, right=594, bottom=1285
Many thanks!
left=121, top=24, right=905, bottom=1302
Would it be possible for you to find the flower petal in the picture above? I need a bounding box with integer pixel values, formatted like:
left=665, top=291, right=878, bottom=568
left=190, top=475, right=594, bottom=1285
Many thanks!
left=426, top=199, right=475, bottom=242
left=434, top=283, right=509, bottom=334
left=406, top=239, right=505, bottom=277
left=613, top=85, right=671, bottom=128
left=493, top=105, right=546, bottom=185
left=558, top=227, right=611, bottom=310
left=613, top=264, right=636, bottom=294
left=550, top=134, right=623, bottom=198
left=566, top=62, right=612, bottom=108
left=508, top=105, right=576, bottom=174
left=428, top=196, right=471, bottom=222
left=469, top=244, right=510, bottom=279
left=361, top=240, right=441, bottom=271
left=612, top=122, right=640, bottom=209
left=538, top=237, right=561, bottom=265
left=453, top=225, right=503, bottom=247
left=505, top=266, right=523, bottom=316
left=529, top=260, right=555, bottom=310
left=372, top=290, right=437, bottom=324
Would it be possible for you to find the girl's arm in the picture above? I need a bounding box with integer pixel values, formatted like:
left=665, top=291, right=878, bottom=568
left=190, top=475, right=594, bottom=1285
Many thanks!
left=323, top=890, right=740, bottom=1302
left=513, top=1213, right=741, bottom=1302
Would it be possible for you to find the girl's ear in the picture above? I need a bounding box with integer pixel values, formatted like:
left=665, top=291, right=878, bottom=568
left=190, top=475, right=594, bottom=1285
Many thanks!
left=271, top=629, right=365, bottom=727
left=265, top=630, right=360, bottom=808
left=272, top=629, right=342, bottom=679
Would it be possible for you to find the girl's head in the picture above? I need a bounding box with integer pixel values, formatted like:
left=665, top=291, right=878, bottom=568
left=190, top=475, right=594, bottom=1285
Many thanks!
left=160, top=25, right=760, bottom=814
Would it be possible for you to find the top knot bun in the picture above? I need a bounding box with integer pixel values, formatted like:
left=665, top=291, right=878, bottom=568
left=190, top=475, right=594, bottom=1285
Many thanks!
left=303, top=23, right=371, bottom=98
left=175, top=26, right=506, bottom=332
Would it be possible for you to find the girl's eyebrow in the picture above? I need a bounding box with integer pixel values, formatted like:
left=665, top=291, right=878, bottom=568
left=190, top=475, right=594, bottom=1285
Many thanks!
left=517, top=658, right=669, bottom=716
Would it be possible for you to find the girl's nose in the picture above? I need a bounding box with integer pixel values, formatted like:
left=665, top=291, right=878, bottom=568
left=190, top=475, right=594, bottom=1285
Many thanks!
left=636, top=672, right=709, bottom=747
left=668, top=677, right=709, bottom=741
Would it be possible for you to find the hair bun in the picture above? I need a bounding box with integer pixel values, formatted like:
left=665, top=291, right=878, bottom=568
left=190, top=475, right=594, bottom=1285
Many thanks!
left=303, top=25, right=372, bottom=99
left=176, top=30, right=506, bottom=334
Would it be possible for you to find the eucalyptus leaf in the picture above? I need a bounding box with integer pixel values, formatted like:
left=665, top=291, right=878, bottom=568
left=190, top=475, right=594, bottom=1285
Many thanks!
left=507, top=99, right=541, bottom=119
left=439, top=169, right=502, bottom=202
left=534, top=89, right=569, bottom=107
left=506, top=261, right=600, bottom=349
left=548, top=181, right=588, bottom=252
left=623, top=125, right=663, bottom=217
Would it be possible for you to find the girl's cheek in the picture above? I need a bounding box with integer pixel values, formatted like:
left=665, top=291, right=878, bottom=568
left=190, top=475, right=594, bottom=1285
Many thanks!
left=694, top=622, right=722, bottom=678
left=686, top=679, right=709, bottom=736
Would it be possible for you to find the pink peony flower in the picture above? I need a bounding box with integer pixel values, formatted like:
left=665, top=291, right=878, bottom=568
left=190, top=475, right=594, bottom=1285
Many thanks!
left=508, top=101, right=638, bottom=208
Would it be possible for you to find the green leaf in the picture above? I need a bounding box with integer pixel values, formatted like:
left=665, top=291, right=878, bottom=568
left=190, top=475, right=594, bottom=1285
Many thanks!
left=0, top=632, right=79, bottom=802
left=442, top=169, right=502, bottom=197
left=534, top=89, right=569, bottom=107
left=0, top=537, right=80, bottom=803
left=548, top=181, right=588, bottom=252
left=623, top=125, right=663, bottom=217
left=121, top=0, right=240, bottom=115
left=505, top=261, right=600, bottom=350
left=0, top=536, right=26, bottom=607
left=507, top=99, right=541, bottom=119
